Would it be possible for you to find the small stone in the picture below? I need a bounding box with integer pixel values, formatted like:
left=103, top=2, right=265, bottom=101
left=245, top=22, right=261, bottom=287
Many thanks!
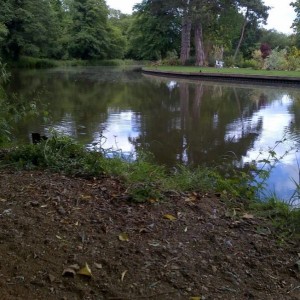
left=30, top=201, right=39, bottom=207
left=57, top=206, right=66, bottom=215
left=48, top=274, right=55, bottom=283
left=62, top=268, right=76, bottom=277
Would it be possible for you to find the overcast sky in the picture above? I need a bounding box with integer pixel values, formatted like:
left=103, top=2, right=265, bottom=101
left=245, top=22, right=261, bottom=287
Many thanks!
left=106, top=0, right=296, bottom=34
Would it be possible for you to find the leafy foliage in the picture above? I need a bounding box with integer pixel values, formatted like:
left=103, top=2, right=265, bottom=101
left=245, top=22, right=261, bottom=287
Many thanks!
left=260, top=43, right=271, bottom=59
left=127, top=1, right=181, bottom=60
left=5, top=133, right=104, bottom=176
left=0, top=0, right=296, bottom=65
left=264, top=48, right=288, bottom=70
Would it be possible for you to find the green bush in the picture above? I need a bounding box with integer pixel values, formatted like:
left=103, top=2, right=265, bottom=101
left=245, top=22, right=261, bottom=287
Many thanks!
left=265, top=48, right=288, bottom=71
left=224, top=54, right=244, bottom=68
left=6, top=134, right=104, bottom=177
left=241, top=59, right=259, bottom=69
left=184, top=56, right=196, bottom=66
left=161, top=50, right=180, bottom=66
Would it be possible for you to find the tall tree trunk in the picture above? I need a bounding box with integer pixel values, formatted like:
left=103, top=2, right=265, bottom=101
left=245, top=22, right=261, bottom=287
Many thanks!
left=194, top=21, right=205, bottom=66
left=233, top=10, right=248, bottom=62
left=180, top=15, right=192, bottom=65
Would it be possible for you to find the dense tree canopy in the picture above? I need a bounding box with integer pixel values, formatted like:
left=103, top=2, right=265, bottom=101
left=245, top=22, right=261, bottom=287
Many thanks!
left=0, top=0, right=297, bottom=65
left=127, top=1, right=181, bottom=60
left=0, top=0, right=130, bottom=60
left=291, top=0, right=300, bottom=47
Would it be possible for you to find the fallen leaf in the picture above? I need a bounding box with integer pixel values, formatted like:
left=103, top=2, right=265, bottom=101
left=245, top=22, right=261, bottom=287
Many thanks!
left=242, top=213, right=254, bottom=219
left=163, top=214, right=176, bottom=221
left=48, top=274, right=55, bottom=283
left=121, top=270, right=127, bottom=282
left=94, top=263, right=102, bottom=269
left=56, top=235, right=62, bottom=240
left=80, top=195, right=92, bottom=201
left=77, top=263, right=92, bottom=277
left=185, top=192, right=198, bottom=202
left=148, top=198, right=158, bottom=203
left=118, top=233, right=129, bottom=242
left=190, top=297, right=201, bottom=300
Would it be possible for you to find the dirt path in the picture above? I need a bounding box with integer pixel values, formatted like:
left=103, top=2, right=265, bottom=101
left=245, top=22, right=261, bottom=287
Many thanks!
left=0, top=170, right=299, bottom=300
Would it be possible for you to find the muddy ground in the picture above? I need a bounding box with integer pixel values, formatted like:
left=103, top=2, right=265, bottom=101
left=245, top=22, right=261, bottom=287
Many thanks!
left=0, top=169, right=299, bottom=300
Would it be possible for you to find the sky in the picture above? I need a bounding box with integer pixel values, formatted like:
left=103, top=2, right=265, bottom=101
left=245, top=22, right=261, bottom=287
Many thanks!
left=106, top=0, right=296, bottom=34
left=263, top=0, right=296, bottom=34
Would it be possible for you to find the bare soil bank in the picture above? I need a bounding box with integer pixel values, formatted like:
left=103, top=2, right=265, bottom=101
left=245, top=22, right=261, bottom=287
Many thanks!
left=0, top=170, right=299, bottom=300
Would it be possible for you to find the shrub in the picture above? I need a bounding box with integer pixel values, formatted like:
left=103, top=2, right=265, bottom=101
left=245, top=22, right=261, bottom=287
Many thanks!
left=260, top=43, right=271, bottom=59
left=265, top=48, right=288, bottom=71
left=161, top=50, right=180, bottom=66
left=241, top=59, right=258, bottom=69
left=224, top=54, right=244, bottom=68
left=5, top=134, right=104, bottom=177
left=250, top=50, right=264, bottom=69
left=287, top=46, right=300, bottom=71
left=184, top=56, right=196, bottom=66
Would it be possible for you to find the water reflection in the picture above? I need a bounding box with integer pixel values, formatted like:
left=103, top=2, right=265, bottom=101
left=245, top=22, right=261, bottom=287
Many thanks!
left=8, top=67, right=300, bottom=201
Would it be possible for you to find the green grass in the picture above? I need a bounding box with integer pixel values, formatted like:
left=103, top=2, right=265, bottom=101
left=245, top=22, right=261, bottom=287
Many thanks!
left=10, top=57, right=145, bottom=69
left=249, top=197, right=300, bottom=240
left=144, top=66, right=300, bottom=78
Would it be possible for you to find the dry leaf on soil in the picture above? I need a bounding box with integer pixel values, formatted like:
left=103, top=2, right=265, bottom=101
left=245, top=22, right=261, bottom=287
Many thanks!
left=77, top=263, right=92, bottom=277
left=118, top=232, right=129, bottom=242
left=242, top=213, right=254, bottom=219
left=163, top=214, right=177, bottom=221
left=94, top=263, right=103, bottom=269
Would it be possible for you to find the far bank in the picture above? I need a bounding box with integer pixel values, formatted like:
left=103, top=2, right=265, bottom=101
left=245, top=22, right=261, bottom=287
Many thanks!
left=143, top=66, right=300, bottom=85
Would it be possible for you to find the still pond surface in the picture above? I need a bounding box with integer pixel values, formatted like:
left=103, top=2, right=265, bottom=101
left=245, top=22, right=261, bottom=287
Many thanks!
left=9, top=66, right=300, bottom=202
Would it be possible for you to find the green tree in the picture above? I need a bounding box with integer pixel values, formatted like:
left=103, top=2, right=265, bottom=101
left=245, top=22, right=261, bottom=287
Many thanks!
left=208, top=5, right=244, bottom=59
left=291, top=0, right=300, bottom=47
left=233, top=0, right=269, bottom=61
left=107, top=9, right=132, bottom=58
left=127, top=1, right=181, bottom=60
left=68, top=0, right=109, bottom=59
left=0, top=0, right=62, bottom=59
left=259, top=29, right=292, bottom=50
left=47, top=0, right=72, bottom=59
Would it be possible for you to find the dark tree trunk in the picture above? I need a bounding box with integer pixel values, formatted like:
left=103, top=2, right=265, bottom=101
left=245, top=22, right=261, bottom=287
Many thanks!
left=233, top=10, right=248, bottom=62
left=194, top=21, right=205, bottom=66
left=180, top=15, right=192, bottom=65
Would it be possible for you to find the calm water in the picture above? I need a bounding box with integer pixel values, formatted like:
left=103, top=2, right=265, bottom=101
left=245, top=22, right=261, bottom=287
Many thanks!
left=8, top=66, right=300, bottom=202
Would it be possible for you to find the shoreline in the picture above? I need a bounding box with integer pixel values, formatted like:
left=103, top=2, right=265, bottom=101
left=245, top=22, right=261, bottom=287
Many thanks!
left=142, top=68, right=300, bottom=85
